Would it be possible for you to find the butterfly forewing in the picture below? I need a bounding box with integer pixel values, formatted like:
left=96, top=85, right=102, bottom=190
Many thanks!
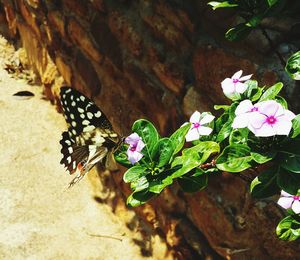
left=59, top=86, right=121, bottom=187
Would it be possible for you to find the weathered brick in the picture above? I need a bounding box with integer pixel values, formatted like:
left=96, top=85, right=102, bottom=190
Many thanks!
left=67, top=18, right=102, bottom=63
left=47, top=11, right=66, bottom=38
left=74, top=50, right=101, bottom=96
left=193, top=46, right=256, bottom=105
left=152, top=62, right=184, bottom=95
left=91, top=14, right=122, bottom=69
left=108, top=11, right=142, bottom=57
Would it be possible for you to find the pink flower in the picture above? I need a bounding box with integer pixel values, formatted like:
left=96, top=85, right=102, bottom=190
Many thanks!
left=277, top=190, right=300, bottom=214
left=125, top=133, right=145, bottom=164
left=247, top=100, right=295, bottom=137
left=184, top=111, right=215, bottom=142
left=221, top=70, right=252, bottom=100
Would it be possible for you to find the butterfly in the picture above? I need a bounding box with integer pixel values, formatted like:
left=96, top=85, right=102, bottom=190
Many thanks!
left=59, top=86, right=122, bottom=187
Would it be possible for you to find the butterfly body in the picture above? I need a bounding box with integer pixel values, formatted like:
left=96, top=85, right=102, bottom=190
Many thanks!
left=59, top=86, right=121, bottom=187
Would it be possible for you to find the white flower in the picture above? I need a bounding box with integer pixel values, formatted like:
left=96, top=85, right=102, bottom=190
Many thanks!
left=277, top=190, right=300, bottom=214
left=221, top=70, right=252, bottom=100
left=232, top=100, right=259, bottom=129
left=184, top=111, right=215, bottom=142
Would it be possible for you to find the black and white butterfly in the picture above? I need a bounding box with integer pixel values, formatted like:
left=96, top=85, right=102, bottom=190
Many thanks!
left=59, top=86, right=121, bottom=187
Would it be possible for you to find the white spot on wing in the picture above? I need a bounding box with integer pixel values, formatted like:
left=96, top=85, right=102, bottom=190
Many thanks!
left=67, top=156, right=71, bottom=163
left=71, top=121, right=76, bottom=127
left=71, top=101, right=76, bottom=106
left=87, top=112, right=93, bottom=119
left=82, top=120, right=90, bottom=125
left=72, top=129, right=77, bottom=135
left=95, top=111, right=101, bottom=118
left=70, top=114, right=74, bottom=119
left=80, top=114, right=85, bottom=119
left=78, top=108, right=84, bottom=113
left=68, top=147, right=73, bottom=153
left=83, top=125, right=95, bottom=132
left=80, top=96, right=85, bottom=101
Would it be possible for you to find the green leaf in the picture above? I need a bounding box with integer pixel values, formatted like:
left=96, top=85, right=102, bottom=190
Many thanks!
left=251, top=151, right=276, bottom=164
left=275, top=96, right=288, bottom=109
left=278, top=138, right=300, bottom=156
left=229, top=128, right=249, bottom=145
left=178, top=169, right=208, bottom=193
left=225, top=23, right=252, bottom=41
left=216, top=120, right=233, bottom=142
left=126, top=190, right=155, bottom=207
left=276, top=216, right=300, bottom=241
left=171, top=142, right=220, bottom=178
left=151, top=138, right=174, bottom=168
left=259, top=82, right=283, bottom=101
left=123, top=165, right=147, bottom=183
left=214, top=105, right=230, bottom=111
left=208, top=1, right=238, bottom=10
left=114, top=149, right=132, bottom=168
left=148, top=176, right=173, bottom=194
left=216, top=144, right=252, bottom=172
left=277, top=168, right=300, bottom=195
left=170, top=123, right=190, bottom=155
left=281, top=154, right=300, bottom=173
left=132, top=119, right=159, bottom=153
left=291, top=114, right=300, bottom=138
left=250, top=165, right=280, bottom=198
left=285, top=51, right=300, bottom=80
left=267, top=0, right=279, bottom=7
left=130, top=176, right=149, bottom=192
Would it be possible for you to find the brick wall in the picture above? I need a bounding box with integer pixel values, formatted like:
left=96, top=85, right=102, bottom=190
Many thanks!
left=2, top=0, right=299, bottom=258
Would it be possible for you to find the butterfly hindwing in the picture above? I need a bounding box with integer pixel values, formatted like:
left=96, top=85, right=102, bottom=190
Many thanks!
left=59, top=86, right=121, bottom=187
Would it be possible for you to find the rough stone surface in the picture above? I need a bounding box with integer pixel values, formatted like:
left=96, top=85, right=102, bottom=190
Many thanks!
left=2, top=0, right=300, bottom=258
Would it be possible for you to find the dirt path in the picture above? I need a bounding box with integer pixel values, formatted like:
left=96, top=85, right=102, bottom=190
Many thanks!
left=0, top=36, right=161, bottom=259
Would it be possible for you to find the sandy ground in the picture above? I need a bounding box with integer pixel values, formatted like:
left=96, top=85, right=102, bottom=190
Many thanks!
left=0, top=37, right=161, bottom=259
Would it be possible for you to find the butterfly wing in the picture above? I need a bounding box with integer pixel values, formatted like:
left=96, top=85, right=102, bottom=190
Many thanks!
left=59, top=86, right=120, bottom=187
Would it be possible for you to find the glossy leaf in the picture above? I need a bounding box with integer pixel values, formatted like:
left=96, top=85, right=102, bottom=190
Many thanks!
left=251, top=151, right=275, bottom=164
left=178, top=169, right=208, bottom=193
left=277, top=168, right=300, bottom=195
left=123, top=165, right=148, bottom=183
left=291, top=114, right=300, bottom=138
left=148, top=176, right=173, bottom=194
left=170, top=123, right=191, bottom=155
left=208, top=1, right=238, bottom=10
left=127, top=190, right=155, bottom=207
left=229, top=128, right=249, bottom=145
left=276, top=216, right=300, bottom=241
left=216, top=144, right=252, bottom=172
left=132, top=119, right=159, bottom=153
left=250, top=165, right=280, bottom=198
left=285, top=51, right=300, bottom=80
left=259, top=82, right=283, bottom=101
left=225, top=23, right=252, bottom=41
left=151, top=138, right=174, bottom=168
left=281, top=154, right=300, bottom=173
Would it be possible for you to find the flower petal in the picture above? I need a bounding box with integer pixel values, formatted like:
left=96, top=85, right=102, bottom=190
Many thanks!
left=125, top=133, right=141, bottom=146
left=200, top=114, right=215, bottom=125
left=239, top=74, right=252, bottom=81
left=232, top=70, right=243, bottom=79
left=235, top=100, right=253, bottom=115
left=292, top=200, right=300, bottom=214
left=253, top=123, right=276, bottom=137
left=127, top=150, right=143, bottom=164
left=256, top=100, right=279, bottom=116
left=277, top=197, right=293, bottom=209
left=232, top=114, right=249, bottom=128
left=198, top=126, right=213, bottom=136
left=284, top=109, right=296, bottom=121
left=185, top=127, right=200, bottom=142
left=221, top=78, right=235, bottom=94
left=235, top=82, right=247, bottom=94
left=136, top=139, right=145, bottom=152
left=272, top=118, right=292, bottom=136
left=281, top=190, right=292, bottom=197
left=190, top=111, right=201, bottom=123
left=248, top=112, right=266, bottom=129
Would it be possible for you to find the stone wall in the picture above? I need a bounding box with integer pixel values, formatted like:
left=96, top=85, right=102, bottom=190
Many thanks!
left=2, top=0, right=299, bottom=258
